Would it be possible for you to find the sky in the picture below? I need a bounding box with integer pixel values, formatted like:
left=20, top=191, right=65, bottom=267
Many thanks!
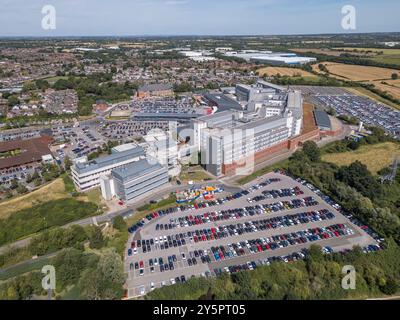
left=0, top=0, right=399, bottom=37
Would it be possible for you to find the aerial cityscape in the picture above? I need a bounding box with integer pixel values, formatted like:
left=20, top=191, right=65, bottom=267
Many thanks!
left=0, top=0, right=399, bottom=307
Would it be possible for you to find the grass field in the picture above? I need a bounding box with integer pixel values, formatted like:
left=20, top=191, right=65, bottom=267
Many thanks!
left=292, top=48, right=346, bottom=57
left=322, top=142, right=400, bottom=175
left=0, top=178, right=68, bottom=220
left=312, top=62, right=399, bottom=82
left=257, top=66, right=317, bottom=78
left=0, top=176, right=106, bottom=220
left=368, top=79, right=400, bottom=100
left=179, top=166, right=213, bottom=182
left=334, top=48, right=400, bottom=55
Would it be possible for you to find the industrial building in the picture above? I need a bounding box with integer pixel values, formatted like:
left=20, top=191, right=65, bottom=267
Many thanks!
left=71, top=146, right=145, bottom=191
left=224, top=51, right=316, bottom=65
left=100, top=158, right=169, bottom=203
left=313, top=109, right=332, bottom=131
left=192, top=81, right=303, bottom=176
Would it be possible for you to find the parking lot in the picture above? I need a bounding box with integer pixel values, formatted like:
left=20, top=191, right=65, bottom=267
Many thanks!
left=124, top=172, right=379, bottom=298
left=309, top=94, right=400, bottom=139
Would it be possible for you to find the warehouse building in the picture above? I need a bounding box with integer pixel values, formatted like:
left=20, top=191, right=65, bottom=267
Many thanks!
left=71, top=146, right=145, bottom=191
left=250, top=56, right=317, bottom=65
left=225, top=51, right=316, bottom=65
left=313, top=109, right=332, bottom=131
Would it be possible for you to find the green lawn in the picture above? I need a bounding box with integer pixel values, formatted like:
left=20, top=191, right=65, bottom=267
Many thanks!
left=238, top=160, right=289, bottom=185
left=137, top=194, right=177, bottom=212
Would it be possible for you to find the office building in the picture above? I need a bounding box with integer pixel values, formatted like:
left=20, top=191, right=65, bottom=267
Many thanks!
left=71, top=146, right=145, bottom=191
left=103, top=159, right=169, bottom=203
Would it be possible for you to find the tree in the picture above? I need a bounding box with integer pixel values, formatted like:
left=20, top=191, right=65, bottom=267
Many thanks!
left=53, top=248, right=86, bottom=289
left=302, top=141, right=321, bottom=162
left=64, top=156, right=72, bottom=171
left=7, top=95, right=19, bottom=107
left=88, top=226, right=106, bottom=249
left=79, top=249, right=125, bottom=300
left=112, top=216, right=126, bottom=231
left=391, top=73, right=398, bottom=80
left=35, top=79, right=50, bottom=91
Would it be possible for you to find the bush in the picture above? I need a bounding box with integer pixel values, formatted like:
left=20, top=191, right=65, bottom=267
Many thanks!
left=0, top=199, right=99, bottom=246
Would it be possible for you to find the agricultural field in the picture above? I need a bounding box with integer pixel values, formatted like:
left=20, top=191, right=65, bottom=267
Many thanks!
left=257, top=66, right=317, bottom=78
left=292, top=48, right=346, bottom=57
left=367, top=79, right=400, bottom=100
left=293, top=47, right=400, bottom=66
left=333, top=47, right=400, bottom=66
left=321, top=142, right=400, bottom=175
left=312, top=62, right=399, bottom=82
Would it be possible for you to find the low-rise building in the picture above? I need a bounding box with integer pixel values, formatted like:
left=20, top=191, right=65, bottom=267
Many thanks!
left=111, top=159, right=169, bottom=203
left=71, top=146, right=145, bottom=191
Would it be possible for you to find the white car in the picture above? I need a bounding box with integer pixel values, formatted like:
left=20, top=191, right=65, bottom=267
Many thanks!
left=139, top=286, right=146, bottom=296
left=150, top=282, right=155, bottom=291
left=170, top=278, right=176, bottom=285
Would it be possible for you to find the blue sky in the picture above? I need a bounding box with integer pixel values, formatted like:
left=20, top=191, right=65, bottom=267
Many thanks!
left=0, top=0, right=399, bottom=36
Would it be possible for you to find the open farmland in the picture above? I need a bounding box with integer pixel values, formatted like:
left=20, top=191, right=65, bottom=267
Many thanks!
left=257, top=66, right=317, bottom=78
left=312, top=62, right=399, bottom=82
left=322, top=142, right=400, bottom=175
left=333, top=47, right=400, bottom=66
left=368, top=79, right=400, bottom=100
left=292, top=48, right=346, bottom=57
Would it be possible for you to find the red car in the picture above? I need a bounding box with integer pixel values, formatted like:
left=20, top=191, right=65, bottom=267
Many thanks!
left=139, top=261, right=144, bottom=269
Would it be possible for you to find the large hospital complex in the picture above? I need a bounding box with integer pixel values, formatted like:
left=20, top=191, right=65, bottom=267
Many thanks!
left=71, top=81, right=320, bottom=204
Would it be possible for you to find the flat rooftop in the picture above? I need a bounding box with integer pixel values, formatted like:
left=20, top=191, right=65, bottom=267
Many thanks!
left=314, top=109, right=332, bottom=130
left=74, top=146, right=145, bottom=174
left=112, top=158, right=163, bottom=181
